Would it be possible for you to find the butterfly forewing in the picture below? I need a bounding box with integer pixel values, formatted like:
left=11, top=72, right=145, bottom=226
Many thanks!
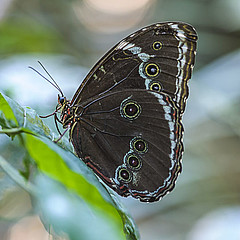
left=71, top=22, right=197, bottom=114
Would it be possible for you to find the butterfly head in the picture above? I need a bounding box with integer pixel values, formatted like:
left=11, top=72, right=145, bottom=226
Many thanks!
left=58, top=95, right=65, bottom=105
left=57, top=94, right=72, bottom=128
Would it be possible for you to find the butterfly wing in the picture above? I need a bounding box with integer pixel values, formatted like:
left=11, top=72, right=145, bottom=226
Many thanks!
left=67, top=22, right=198, bottom=202
left=71, top=90, right=183, bottom=202
left=71, top=22, right=197, bottom=114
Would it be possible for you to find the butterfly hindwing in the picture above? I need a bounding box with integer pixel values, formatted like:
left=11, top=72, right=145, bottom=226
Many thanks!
left=71, top=90, right=183, bottom=201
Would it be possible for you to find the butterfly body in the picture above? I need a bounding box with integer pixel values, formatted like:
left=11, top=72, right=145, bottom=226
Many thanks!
left=58, top=22, right=197, bottom=202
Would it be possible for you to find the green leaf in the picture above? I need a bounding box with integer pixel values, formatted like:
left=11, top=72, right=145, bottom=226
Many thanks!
left=0, top=92, right=51, bottom=137
left=35, top=175, right=125, bottom=240
left=23, top=106, right=53, bottom=139
left=0, top=93, right=19, bottom=128
left=0, top=155, right=35, bottom=193
left=0, top=92, right=73, bottom=151
left=0, top=136, right=32, bottom=209
left=0, top=92, right=139, bottom=239
left=24, top=134, right=130, bottom=239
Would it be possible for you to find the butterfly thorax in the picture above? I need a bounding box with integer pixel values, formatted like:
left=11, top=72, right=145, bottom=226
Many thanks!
left=59, top=102, right=85, bottom=131
left=57, top=95, right=74, bottom=128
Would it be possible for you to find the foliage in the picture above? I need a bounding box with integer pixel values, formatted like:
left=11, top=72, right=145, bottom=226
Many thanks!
left=0, top=92, right=139, bottom=240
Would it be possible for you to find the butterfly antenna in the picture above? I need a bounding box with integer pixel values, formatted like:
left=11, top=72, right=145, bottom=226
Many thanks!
left=37, top=61, right=64, bottom=96
left=28, top=62, right=64, bottom=97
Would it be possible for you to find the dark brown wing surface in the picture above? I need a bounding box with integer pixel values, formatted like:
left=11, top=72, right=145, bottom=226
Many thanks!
left=71, top=22, right=197, bottom=114
left=71, top=90, right=183, bottom=202
left=68, top=22, right=197, bottom=202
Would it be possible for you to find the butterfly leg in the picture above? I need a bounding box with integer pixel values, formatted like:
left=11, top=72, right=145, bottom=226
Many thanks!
left=54, top=124, right=70, bottom=143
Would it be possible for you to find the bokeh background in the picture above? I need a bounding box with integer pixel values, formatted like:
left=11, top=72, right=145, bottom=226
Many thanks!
left=0, top=0, right=240, bottom=239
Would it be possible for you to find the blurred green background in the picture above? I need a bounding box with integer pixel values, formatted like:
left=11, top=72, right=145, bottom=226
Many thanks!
left=0, top=0, right=240, bottom=239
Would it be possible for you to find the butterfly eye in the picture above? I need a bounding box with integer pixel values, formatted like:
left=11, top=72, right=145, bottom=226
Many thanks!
left=117, top=168, right=132, bottom=183
left=152, top=41, right=162, bottom=50
left=59, top=97, right=65, bottom=105
left=144, top=63, right=160, bottom=77
left=131, top=137, right=148, bottom=154
left=125, top=153, right=142, bottom=171
left=149, top=81, right=162, bottom=92
left=120, top=100, right=141, bottom=120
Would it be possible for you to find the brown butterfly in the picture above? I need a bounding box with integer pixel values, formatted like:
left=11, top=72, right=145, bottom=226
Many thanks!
left=34, top=22, right=197, bottom=202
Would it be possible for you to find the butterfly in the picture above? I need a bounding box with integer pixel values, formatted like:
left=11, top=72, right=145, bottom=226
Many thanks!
left=36, top=22, right=197, bottom=202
